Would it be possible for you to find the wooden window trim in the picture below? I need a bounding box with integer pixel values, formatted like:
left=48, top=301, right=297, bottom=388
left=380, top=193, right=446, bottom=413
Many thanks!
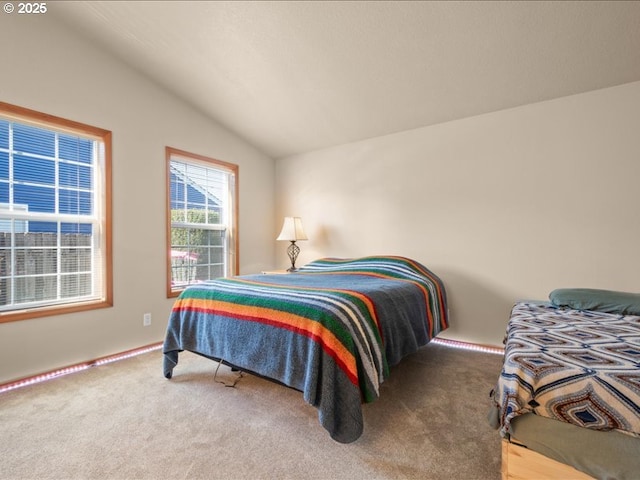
left=0, top=102, right=113, bottom=324
left=165, top=146, right=239, bottom=298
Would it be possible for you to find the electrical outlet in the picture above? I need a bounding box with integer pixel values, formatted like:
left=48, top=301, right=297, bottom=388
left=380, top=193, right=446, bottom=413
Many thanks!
left=143, top=313, right=152, bottom=326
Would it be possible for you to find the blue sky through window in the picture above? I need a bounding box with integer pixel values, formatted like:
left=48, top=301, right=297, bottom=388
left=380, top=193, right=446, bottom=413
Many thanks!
left=0, top=119, right=94, bottom=234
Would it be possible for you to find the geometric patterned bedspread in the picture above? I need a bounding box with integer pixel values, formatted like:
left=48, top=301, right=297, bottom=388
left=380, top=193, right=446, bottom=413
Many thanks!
left=491, top=302, right=640, bottom=439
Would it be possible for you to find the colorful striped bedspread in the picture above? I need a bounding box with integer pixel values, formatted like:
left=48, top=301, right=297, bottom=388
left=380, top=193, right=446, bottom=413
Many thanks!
left=491, top=302, right=640, bottom=439
left=163, top=256, right=448, bottom=443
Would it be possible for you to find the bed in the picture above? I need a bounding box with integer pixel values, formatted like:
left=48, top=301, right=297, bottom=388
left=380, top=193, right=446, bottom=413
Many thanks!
left=490, top=296, right=640, bottom=479
left=163, top=255, right=448, bottom=443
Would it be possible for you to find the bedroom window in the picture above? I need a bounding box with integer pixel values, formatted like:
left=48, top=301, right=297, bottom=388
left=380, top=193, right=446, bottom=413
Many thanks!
left=0, top=102, right=112, bottom=323
left=166, top=147, right=238, bottom=297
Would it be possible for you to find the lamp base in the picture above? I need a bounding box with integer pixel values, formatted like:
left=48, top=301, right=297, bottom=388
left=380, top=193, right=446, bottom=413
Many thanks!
left=286, top=241, right=300, bottom=271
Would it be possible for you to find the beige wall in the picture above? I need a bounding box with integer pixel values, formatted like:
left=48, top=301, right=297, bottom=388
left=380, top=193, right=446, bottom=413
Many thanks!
left=0, top=15, right=275, bottom=383
left=276, top=81, right=640, bottom=347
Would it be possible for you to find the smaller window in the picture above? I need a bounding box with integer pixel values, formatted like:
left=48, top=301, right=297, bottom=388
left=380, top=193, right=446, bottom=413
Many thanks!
left=166, top=147, right=238, bottom=297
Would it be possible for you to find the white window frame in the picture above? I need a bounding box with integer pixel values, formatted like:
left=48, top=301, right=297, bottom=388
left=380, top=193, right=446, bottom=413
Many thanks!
left=166, top=147, right=238, bottom=297
left=0, top=102, right=112, bottom=323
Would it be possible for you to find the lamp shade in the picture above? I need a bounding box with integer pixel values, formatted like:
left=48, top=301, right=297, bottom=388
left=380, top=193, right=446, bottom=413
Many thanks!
left=276, top=217, right=308, bottom=241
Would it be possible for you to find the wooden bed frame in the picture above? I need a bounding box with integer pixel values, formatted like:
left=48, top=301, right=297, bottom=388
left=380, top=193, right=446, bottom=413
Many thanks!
left=501, top=439, right=594, bottom=480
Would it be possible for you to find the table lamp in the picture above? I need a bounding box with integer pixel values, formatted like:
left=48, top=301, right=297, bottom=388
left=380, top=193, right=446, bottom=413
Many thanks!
left=276, top=217, right=308, bottom=271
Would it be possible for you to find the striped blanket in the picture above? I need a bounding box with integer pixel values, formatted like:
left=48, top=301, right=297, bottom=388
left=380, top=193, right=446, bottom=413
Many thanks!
left=163, top=256, right=448, bottom=443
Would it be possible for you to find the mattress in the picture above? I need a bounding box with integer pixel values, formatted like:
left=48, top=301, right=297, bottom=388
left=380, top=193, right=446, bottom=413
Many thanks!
left=509, top=413, right=640, bottom=479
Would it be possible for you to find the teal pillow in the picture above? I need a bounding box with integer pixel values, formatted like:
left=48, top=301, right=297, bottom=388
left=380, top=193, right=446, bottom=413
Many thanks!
left=549, top=288, right=640, bottom=316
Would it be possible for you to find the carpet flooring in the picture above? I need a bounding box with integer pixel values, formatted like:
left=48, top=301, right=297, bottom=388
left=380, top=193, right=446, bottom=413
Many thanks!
left=0, top=342, right=504, bottom=480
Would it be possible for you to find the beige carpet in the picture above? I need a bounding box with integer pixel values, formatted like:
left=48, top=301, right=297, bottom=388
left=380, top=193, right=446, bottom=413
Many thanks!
left=0, top=342, right=504, bottom=480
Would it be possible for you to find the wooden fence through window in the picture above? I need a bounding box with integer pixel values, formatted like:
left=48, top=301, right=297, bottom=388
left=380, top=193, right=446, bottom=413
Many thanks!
left=0, top=232, right=92, bottom=305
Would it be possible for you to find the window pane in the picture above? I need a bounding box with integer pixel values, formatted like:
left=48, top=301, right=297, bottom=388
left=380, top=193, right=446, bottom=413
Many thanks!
left=170, top=175, right=185, bottom=203
left=170, top=161, right=227, bottom=225
left=26, top=221, right=57, bottom=234
left=14, top=228, right=57, bottom=246
left=0, top=239, right=11, bottom=276
left=13, top=124, right=55, bottom=157
left=15, top=245, right=57, bottom=274
left=61, top=247, right=91, bottom=273
left=0, top=182, right=8, bottom=204
left=59, top=189, right=92, bottom=215
left=0, top=120, right=8, bottom=149
left=14, top=154, right=55, bottom=185
left=59, top=135, right=93, bottom=164
left=59, top=162, right=92, bottom=189
left=14, top=184, right=55, bottom=213
left=61, top=223, right=92, bottom=237
left=171, top=226, right=225, bottom=284
left=61, top=273, right=92, bottom=298
left=0, top=151, right=8, bottom=178
left=15, top=275, right=57, bottom=304
left=0, top=102, right=111, bottom=318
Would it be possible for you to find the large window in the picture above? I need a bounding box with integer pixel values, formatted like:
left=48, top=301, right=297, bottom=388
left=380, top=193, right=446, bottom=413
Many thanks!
left=166, top=147, right=238, bottom=297
left=0, top=102, right=112, bottom=322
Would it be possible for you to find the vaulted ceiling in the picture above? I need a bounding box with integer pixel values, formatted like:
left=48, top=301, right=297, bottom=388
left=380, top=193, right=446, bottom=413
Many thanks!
left=52, top=1, right=640, bottom=159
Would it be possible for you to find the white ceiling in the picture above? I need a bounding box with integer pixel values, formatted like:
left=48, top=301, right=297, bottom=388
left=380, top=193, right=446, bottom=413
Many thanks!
left=52, top=1, right=640, bottom=159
